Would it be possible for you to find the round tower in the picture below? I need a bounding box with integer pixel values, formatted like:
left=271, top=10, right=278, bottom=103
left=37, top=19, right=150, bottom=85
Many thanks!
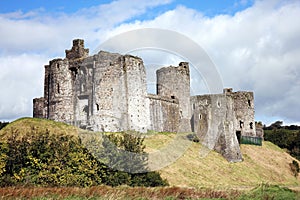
left=45, top=58, right=74, bottom=123
left=156, top=62, right=191, bottom=132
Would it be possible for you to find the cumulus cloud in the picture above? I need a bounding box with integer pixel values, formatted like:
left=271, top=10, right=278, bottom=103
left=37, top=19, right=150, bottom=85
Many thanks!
left=106, top=0, right=300, bottom=125
left=0, top=0, right=299, bottom=125
left=0, top=54, right=47, bottom=120
left=0, top=0, right=173, bottom=121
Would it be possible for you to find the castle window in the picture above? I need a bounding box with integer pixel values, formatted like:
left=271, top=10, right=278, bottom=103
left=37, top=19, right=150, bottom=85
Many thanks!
left=193, top=103, right=195, bottom=109
left=239, top=120, right=244, bottom=129
left=57, top=63, right=60, bottom=69
left=199, top=114, right=202, bottom=120
left=171, top=95, right=175, bottom=99
left=57, top=84, right=60, bottom=94
left=217, top=101, right=221, bottom=108
left=96, top=103, right=99, bottom=111
left=250, top=122, right=253, bottom=129
left=248, top=100, right=251, bottom=107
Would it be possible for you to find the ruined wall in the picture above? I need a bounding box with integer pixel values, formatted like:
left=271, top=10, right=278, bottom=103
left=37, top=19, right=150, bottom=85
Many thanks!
left=93, top=52, right=128, bottom=132
left=148, top=94, right=179, bottom=132
left=69, top=51, right=150, bottom=132
left=123, top=55, right=150, bottom=132
left=65, top=39, right=89, bottom=60
left=33, top=97, right=46, bottom=118
left=156, top=62, right=191, bottom=132
left=191, top=94, right=242, bottom=162
left=230, top=91, right=256, bottom=137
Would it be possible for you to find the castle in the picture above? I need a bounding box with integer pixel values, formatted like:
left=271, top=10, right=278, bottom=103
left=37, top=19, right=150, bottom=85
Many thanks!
left=33, top=39, right=263, bottom=162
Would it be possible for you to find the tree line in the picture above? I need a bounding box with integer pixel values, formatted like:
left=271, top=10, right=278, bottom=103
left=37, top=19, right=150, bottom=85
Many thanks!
left=264, top=121, right=300, bottom=160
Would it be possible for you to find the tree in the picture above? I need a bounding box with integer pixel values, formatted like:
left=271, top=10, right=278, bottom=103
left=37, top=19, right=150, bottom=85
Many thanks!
left=0, top=128, right=168, bottom=187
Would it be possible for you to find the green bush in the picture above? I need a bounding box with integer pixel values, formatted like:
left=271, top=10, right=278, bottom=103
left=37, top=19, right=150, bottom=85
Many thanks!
left=100, top=132, right=168, bottom=187
left=0, top=121, right=9, bottom=130
left=290, top=160, right=299, bottom=177
left=0, top=128, right=105, bottom=187
left=0, top=128, right=168, bottom=187
left=264, top=129, right=300, bottom=160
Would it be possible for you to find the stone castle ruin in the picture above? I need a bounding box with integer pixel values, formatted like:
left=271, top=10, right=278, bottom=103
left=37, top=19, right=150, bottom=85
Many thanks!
left=33, top=39, right=263, bottom=162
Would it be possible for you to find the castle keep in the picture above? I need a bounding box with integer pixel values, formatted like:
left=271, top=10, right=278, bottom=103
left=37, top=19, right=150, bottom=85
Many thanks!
left=33, top=39, right=263, bottom=162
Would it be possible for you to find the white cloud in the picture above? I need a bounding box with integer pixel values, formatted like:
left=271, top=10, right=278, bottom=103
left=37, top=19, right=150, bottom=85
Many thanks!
left=0, top=0, right=299, bottom=125
left=0, top=54, right=48, bottom=120
left=0, top=0, right=173, bottom=121
left=105, top=0, right=300, bottom=124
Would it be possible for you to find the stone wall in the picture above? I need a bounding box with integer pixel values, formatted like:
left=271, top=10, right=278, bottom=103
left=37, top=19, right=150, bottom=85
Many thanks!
left=230, top=91, right=256, bottom=137
left=33, top=97, right=46, bottom=118
left=65, top=39, right=89, bottom=60
left=124, top=55, right=150, bottom=133
left=73, top=52, right=128, bottom=131
left=148, top=94, right=179, bottom=132
left=191, top=94, right=242, bottom=162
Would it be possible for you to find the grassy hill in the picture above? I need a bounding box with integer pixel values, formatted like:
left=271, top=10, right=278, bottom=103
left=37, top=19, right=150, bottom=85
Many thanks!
left=146, top=135, right=300, bottom=189
left=1, top=117, right=299, bottom=190
left=0, top=117, right=79, bottom=141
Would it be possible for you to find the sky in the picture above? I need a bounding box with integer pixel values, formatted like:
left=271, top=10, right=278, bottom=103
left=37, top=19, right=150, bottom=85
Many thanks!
left=0, top=0, right=299, bottom=126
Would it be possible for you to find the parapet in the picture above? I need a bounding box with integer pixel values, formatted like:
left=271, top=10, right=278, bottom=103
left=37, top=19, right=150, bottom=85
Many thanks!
left=65, top=39, right=89, bottom=60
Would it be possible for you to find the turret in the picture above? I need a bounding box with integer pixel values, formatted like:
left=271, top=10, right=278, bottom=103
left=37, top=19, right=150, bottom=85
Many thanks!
left=65, top=39, right=89, bottom=60
left=156, top=62, right=191, bottom=132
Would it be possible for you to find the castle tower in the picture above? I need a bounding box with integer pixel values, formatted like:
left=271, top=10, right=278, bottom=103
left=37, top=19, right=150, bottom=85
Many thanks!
left=44, top=59, right=74, bottom=123
left=123, top=55, right=150, bottom=133
left=156, top=62, right=191, bottom=132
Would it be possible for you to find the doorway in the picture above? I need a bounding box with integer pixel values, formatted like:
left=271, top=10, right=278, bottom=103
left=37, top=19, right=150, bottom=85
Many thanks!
left=236, top=131, right=241, bottom=144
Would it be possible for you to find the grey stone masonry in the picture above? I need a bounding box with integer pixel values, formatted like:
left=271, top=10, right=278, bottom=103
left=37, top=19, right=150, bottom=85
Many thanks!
left=33, top=39, right=263, bottom=162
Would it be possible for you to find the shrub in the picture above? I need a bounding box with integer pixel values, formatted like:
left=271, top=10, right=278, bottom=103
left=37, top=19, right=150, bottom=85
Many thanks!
left=290, top=160, right=299, bottom=177
left=0, top=128, right=168, bottom=187
left=0, top=128, right=106, bottom=187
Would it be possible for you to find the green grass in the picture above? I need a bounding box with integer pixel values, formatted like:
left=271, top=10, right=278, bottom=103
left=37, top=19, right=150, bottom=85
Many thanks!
left=1, top=118, right=299, bottom=191
left=0, top=117, right=79, bottom=141
left=237, top=184, right=299, bottom=200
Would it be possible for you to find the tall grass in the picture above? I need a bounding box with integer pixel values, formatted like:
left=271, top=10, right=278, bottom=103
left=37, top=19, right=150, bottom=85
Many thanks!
left=1, top=185, right=298, bottom=199
left=0, top=186, right=241, bottom=200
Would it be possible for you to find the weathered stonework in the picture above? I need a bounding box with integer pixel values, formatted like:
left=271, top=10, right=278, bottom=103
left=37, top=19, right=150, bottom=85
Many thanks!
left=33, top=39, right=263, bottom=162
left=190, top=89, right=256, bottom=162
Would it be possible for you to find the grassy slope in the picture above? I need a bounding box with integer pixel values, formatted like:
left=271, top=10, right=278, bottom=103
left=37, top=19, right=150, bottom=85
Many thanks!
left=1, top=118, right=299, bottom=190
left=0, top=117, right=79, bottom=140
left=144, top=135, right=300, bottom=189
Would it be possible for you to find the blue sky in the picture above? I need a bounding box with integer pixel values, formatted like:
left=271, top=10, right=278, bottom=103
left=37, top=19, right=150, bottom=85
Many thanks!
left=0, top=0, right=254, bottom=16
left=0, top=0, right=300, bottom=125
